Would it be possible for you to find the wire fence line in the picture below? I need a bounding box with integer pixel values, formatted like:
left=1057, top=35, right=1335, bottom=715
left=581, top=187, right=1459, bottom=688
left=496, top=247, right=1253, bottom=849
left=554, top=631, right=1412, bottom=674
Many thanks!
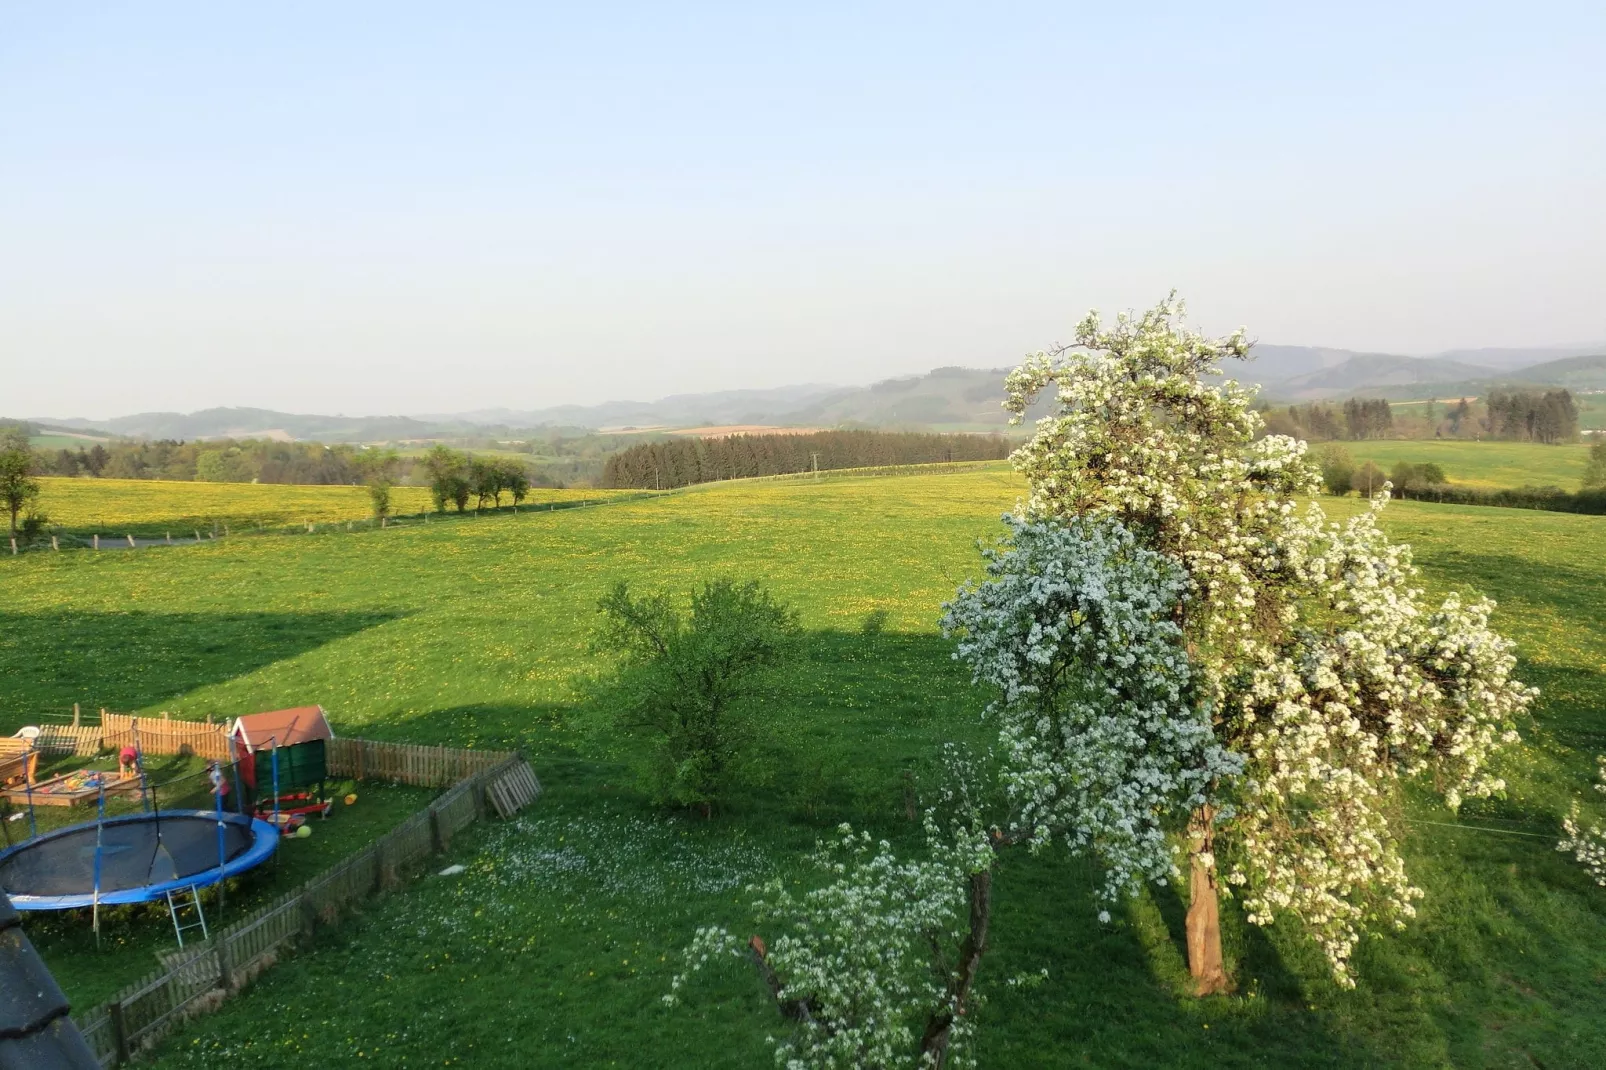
left=59, top=742, right=539, bottom=1067
left=8, top=490, right=665, bottom=555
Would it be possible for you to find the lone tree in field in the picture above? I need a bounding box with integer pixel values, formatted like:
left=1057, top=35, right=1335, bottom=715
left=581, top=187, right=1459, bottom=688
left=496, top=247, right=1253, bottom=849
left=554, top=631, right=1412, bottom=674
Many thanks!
left=0, top=426, right=41, bottom=542
left=955, top=294, right=1533, bottom=990
left=594, top=578, right=801, bottom=813
left=354, top=448, right=399, bottom=521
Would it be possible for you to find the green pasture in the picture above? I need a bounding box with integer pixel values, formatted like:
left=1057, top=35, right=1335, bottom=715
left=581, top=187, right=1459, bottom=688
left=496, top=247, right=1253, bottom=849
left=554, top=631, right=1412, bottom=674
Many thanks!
left=1331, top=439, right=1594, bottom=490
left=0, top=469, right=1603, bottom=1068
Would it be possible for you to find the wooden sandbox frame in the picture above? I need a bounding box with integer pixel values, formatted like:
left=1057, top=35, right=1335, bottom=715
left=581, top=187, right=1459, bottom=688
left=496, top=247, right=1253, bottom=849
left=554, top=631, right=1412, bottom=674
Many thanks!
left=2, top=770, right=143, bottom=808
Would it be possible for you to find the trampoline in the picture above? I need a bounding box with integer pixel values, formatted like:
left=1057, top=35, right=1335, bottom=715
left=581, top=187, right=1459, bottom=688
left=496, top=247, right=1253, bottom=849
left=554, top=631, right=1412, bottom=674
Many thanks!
left=0, top=810, right=278, bottom=910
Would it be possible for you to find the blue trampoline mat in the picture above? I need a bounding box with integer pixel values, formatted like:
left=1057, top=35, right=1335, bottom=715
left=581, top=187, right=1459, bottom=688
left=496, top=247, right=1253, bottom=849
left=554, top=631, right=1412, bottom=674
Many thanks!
left=0, top=810, right=277, bottom=909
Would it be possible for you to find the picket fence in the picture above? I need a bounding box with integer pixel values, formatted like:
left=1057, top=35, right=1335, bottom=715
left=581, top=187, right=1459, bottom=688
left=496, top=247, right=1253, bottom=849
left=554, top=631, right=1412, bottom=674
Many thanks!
left=68, top=744, right=538, bottom=1067
left=31, top=711, right=231, bottom=762
left=28, top=713, right=512, bottom=781
left=327, top=736, right=514, bottom=787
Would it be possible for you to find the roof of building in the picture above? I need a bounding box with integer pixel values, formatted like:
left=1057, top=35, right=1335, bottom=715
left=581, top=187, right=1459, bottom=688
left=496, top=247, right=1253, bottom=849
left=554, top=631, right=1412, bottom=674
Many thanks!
left=229, top=706, right=334, bottom=750
left=0, top=895, right=100, bottom=1069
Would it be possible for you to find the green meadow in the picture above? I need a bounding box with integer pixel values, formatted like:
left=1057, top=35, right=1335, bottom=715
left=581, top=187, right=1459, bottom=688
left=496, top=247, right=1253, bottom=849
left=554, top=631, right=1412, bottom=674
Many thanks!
left=1333, top=439, right=1595, bottom=490
left=1, top=469, right=1603, bottom=1068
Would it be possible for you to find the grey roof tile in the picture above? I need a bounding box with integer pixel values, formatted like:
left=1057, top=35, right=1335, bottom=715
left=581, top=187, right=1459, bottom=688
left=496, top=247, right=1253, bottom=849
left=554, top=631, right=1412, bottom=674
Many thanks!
left=0, top=895, right=100, bottom=1069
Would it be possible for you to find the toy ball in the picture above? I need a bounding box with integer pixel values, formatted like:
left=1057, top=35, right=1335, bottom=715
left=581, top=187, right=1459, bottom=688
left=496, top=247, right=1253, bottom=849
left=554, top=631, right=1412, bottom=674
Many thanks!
left=295, top=825, right=312, bottom=839
left=344, top=793, right=358, bottom=806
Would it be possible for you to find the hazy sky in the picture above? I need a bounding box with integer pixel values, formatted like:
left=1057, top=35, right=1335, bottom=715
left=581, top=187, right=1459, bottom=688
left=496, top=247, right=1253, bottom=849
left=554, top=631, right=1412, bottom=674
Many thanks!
left=3, top=2, right=1603, bottom=419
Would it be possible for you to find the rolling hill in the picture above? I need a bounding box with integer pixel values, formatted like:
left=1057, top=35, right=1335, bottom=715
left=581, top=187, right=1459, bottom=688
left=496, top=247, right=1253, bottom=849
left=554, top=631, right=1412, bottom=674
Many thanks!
left=21, top=348, right=1604, bottom=443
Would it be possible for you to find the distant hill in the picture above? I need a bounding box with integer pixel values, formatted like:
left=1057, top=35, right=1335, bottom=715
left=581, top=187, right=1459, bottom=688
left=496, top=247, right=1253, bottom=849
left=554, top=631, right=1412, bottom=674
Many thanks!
left=42, top=407, right=445, bottom=442
left=1502, top=353, right=1606, bottom=389
left=1264, top=355, right=1499, bottom=401
left=23, top=345, right=1603, bottom=443
left=1427, top=345, right=1606, bottom=372
left=422, top=384, right=846, bottom=431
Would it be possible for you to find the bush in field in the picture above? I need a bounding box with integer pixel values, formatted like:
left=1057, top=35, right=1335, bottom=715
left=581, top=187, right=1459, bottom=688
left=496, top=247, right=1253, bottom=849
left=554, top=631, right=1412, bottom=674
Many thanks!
left=1389, top=461, right=1447, bottom=497
left=1350, top=459, right=1386, bottom=497
left=1585, top=439, right=1606, bottom=490
left=594, top=578, right=800, bottom=812
left=1315, top=444, right=1355, bottom=495
left=355, top=449, right=399, bottom=521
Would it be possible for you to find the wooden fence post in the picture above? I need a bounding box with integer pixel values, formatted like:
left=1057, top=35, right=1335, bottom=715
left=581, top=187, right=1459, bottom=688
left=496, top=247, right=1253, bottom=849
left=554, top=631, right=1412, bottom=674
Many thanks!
left=93, top=534, right=99, bottom=550
left=51, top=535, right=59, bottom=551
left=430, top=804, right=449, bottom=854
left=109, top=1000, right=131, bottom=1064
left=72, top=703, right=80, bottom=727
left=217, top=936, right=234, bottom=991
left=126, top=534, right=135, bottom=547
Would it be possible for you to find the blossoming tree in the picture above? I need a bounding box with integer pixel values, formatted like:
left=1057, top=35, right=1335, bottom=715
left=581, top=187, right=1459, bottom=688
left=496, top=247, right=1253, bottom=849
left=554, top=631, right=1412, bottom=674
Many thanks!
left=1558, top=756, right=1606, bottom=886
left=964, top=294, right=1534, bottom=990
left=666, top=770, right=997, bottom=1069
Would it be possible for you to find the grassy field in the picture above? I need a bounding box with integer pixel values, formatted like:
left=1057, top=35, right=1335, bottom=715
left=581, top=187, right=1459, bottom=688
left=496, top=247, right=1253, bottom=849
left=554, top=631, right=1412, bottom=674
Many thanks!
left=1331, top=439, right=1594, bottom=490
left=0, top=469, right=1603, bottom=1067
left=33, top=477, right=633, bottom=537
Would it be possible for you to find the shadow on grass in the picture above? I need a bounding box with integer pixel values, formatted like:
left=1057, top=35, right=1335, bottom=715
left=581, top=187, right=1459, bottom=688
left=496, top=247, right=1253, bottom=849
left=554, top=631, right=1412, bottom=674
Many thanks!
left=0, top=609, right=405, bottom=723
left=378, top=629, right=989, bottom=831
left=976, top=848, right=1386, bottom=1069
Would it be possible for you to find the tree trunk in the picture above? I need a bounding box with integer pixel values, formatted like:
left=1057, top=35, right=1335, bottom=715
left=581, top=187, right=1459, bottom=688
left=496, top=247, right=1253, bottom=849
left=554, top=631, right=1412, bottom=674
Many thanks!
left=1185, top=805, right=1230, bottom=995
left=919, top=868, right=992, bottom=1068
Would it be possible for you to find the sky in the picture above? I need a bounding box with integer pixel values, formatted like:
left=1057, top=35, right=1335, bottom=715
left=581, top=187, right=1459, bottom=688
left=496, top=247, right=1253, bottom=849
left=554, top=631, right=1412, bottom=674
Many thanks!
left=2, top=2, right=1603, bottom=419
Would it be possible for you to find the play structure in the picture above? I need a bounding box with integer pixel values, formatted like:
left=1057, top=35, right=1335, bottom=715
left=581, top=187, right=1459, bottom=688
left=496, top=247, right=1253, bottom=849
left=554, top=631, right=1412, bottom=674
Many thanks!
left=0, top=735, right=39, bottom=788
left=230, top=706, right=335, bottom=834
left=0, top=810, right=277, bottom=911
left=0, top=711, right=326, bottom=946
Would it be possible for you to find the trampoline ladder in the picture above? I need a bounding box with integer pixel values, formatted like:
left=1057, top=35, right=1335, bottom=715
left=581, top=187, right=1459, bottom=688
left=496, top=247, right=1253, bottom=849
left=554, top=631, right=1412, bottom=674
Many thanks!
left=167, top=884, right=209, bottom=948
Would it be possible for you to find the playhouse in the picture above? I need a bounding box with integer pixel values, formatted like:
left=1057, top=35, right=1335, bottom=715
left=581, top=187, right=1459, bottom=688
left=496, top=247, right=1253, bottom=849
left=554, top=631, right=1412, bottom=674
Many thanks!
left=229, top=706, right=335, bottom=826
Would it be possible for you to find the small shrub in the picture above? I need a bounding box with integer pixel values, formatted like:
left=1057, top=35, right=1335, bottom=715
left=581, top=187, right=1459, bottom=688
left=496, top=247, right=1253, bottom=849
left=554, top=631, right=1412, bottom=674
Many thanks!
left=1315, top=445, right=1355, bottom=496
left=1351, top=460, right=1386, bottom=497
left=594, top=578, right=801, bottom=812
left=860, top=608, right=889, bottom=637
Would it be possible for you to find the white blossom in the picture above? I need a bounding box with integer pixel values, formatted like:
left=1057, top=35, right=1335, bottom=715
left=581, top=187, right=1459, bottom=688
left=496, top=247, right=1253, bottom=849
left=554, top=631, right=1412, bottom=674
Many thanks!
left=941, top=514, right=1240, bottom=902
left=1558, top=756, right=1606, bottom=887
left=999, top=294, right=1534, bottom=984
left=667, top=806, right=994, bottom=1069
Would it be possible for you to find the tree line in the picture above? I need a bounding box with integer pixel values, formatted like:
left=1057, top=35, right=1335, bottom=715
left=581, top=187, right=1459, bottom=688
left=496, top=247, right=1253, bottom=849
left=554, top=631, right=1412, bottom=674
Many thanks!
left=35, top=437, right=387, bottom=484
left=418, top=445, right=533, bottom=512
left=1263, top=398, right=1394, bottom=441
left=601, top=429, right=1011, bottom=489
left=1264, top=389, right=1581, bottom=444
left=1485, top=388, right=1579, bottom=443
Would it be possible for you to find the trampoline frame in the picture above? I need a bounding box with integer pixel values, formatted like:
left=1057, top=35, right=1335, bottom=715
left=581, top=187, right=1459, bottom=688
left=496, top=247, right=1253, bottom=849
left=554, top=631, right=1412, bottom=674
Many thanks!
left=0, top=810, right=279, bottom=910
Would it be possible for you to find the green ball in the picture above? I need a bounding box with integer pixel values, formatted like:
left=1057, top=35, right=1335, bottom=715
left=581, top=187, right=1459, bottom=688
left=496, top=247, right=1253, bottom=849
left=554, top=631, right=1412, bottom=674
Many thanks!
left=295, top=824, right=312, bottom=839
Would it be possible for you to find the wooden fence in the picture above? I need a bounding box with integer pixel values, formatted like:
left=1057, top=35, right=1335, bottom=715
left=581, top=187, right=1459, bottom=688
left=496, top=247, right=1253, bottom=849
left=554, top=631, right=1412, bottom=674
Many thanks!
left=69, top=747, right=539, bottom=1066
left=30, top=711, right=231, bottom=761
left=102, top=713, right=232, bottom=762
left=326, top=737, right=515, bottom=788
left=26, top=712, right=513, bottom=780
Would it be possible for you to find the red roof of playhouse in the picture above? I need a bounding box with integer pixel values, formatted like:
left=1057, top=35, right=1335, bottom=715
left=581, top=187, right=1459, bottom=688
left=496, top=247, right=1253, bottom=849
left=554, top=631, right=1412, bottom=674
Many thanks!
left=229, top=707, right=334, bottom=751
